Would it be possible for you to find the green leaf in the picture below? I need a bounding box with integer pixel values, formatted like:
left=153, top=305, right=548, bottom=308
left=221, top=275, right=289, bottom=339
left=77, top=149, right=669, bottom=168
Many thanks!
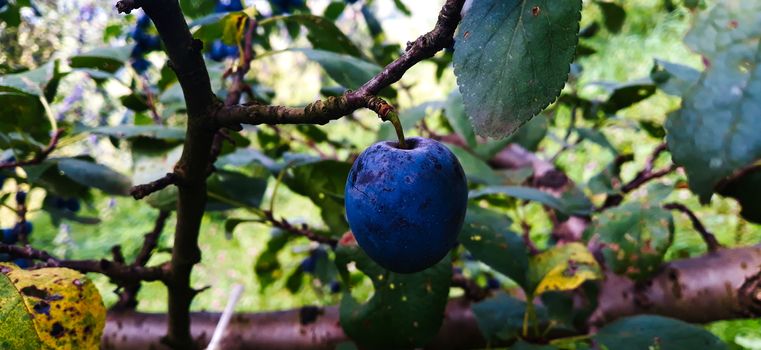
left=596, top=1, right=626, bottom=33
left=446, top=145, right=503, bottom=185
left=0, top=264, right=106, bottom=349
left=57, top=158, right=132, bottom=196
left=593, top=202, right=674, bottom=280
left=296, top=49, right=382, bottom=89
left=88, top=125, right=186, bottom=143
left=600, top=80, right=656, bottom=114
left=393, top=0, right=411, bottom=16
left=0, top=60, right=63, bottom=97
left=718, top=166, right=761, bottom=223
left=459, top=206, right=529, bottom=288
left=665, top=0, right=761, bottom=202
left=0, top=267, right=42, bottom=350
left=324, top=2, right=347, bottom=21
left=254, top=229, right=290, bottom=289
left=445, top=90, right=477, bottom=148
left=472, top=293, right=536, bottom=343
left=453, top=0, right=582, bottom=138
left=260, top=15, right=361, bottom=57
left=283, top=160, right=351, bottom=234
left=0, top=93, right=48, bottom=141
left=512, top=341, right=559, bottom=350
left=527, top=243, right=601, bottom=296
left=70, top=46, right=132, bottom=73
left=470, top=186, right=593, bottom=216
left=650, top=59, right=700, bottom=96
left=337, top=244, right=452, bottom=349
left=595, top=315, right=728, bottom=350
left=207, top=168, right=268, bottom=211
left=179, top=0, right=215, bottom=18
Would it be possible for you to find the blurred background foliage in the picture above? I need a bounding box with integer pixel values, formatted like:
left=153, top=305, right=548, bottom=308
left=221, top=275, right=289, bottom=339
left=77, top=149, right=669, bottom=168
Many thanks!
left=1, top=0, right=760, bottom=348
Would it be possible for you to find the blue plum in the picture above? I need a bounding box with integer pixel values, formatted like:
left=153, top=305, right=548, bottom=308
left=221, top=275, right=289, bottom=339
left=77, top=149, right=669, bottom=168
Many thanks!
left=345, top=137, right=468, bottom=273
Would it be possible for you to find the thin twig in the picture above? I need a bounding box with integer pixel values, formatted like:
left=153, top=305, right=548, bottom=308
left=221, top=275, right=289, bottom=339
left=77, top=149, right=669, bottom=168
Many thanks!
left=0, top=129, right=64, bottom=170
left=129, top=172, right=178, bottom=200
left=663, top=202, right=720, bottom=252
left=263, top=210, right=337, bottom=246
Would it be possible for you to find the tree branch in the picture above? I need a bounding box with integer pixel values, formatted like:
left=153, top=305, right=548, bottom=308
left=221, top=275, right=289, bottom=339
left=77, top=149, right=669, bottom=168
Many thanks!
left=263, top=210, right=338, bottom=247
left=101, top=246, right=761, bottom=349
left=0, top=243, right=167, bottom=284
left=214, top=0, right=465, bottom=128
left=114, top=210, right=172, bottom=311
left=0, top=129, right=63, bottom=170
left=663, top=202, right=721, bottom=252
left=129, top=172, right=178, bottom=200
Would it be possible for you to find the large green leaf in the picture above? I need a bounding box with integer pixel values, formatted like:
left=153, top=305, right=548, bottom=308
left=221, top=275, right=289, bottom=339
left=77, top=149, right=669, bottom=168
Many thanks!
left=88, top=125, right=185, bottom=141
left=459, top=206, right=529, bottom=288
left=446, top=145, right=503, bottom=185
left=0, top=267, right=41, bottom=350
left=0, top=93, right=48, bottom=141
left=337, top=244, right=451, bottom=349
left=665, top=0, right=761, bottom=202
left=57, top=158, right=132, bottom=196
left=0, top=60, right=65, bottom=99
left=260, top=15, right=361, bottom=57
left=595, top=315, right=728, bottom=350
left=592, top=202, right=674, bottom=281
left=445, top=90, right=477, bottom=148
left=453, top=0, right=582, bottom=138
left=70, top=46, right=132, bottom=73
left=297, top=49, right=381, bottom=89
left=283, top=160, right=351, bottom=234
left=469, top=186, right=593, bottom=216
left=472, top=293, right=536, bottom=343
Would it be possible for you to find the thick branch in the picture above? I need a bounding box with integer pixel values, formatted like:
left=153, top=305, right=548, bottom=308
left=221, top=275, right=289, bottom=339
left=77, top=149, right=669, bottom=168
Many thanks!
left=663, top=202, right=721, bottom=252
left=0, top=243, right=167, bottom=283
left=101, top=246, right=761, bottom=349
left=0, top=129, right=63, bottom=170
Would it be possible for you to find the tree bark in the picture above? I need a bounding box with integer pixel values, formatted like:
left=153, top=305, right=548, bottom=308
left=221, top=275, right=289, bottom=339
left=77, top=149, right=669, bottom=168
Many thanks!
left=101, top=246, right=761, bottom=349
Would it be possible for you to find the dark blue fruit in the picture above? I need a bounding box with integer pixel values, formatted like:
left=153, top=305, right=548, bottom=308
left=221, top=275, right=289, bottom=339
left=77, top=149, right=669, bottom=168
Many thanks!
left=329, top=281, right=340, bottom=294
left=2, top=228, right=17, bottom=244
left=132, top=58, right=151, bottom=73
left=15, top=191, right=26, bottom=203
left=486, top=277, right=500, bottom=290
left=215, top=0, right=243, bottom=13
left=13, top=258, right=31, bottom=269
left=345, top=137, right=468, bottom=273
left=14, top=221, right=32, bottom=235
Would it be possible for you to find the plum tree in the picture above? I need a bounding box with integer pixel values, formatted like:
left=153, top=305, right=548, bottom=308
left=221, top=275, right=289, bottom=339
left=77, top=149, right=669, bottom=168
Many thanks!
left=1, top=0, right=760, bottom=349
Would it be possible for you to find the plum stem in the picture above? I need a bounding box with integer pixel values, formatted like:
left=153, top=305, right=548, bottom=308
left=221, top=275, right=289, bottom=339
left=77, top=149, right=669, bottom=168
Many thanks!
left=386, top=111, right=408, bottom=149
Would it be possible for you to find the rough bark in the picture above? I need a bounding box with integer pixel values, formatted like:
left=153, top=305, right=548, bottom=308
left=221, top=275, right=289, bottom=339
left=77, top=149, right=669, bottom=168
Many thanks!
left=101, top=246, right=761, bottom=349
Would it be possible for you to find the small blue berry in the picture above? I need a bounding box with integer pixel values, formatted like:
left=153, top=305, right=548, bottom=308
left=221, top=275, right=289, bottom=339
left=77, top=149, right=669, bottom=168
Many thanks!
left=14, top=222, right=32, bottom=236
left=132, top=58, right=151, bottom=73
left=13, top=258, right=31, bottom=269
left=2, top=228, right=17, bottom=245
left=486, top=278, right=500, bottom=290
left=15, top=191, right=26, bottom=204
left=329, top=281, right=340, bottom=294
left=300, top=256, right=316, bottom=274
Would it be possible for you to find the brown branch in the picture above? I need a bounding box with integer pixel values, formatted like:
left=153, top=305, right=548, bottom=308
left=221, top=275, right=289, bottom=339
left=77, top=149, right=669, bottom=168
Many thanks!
left=663, top=202, right=721, bottom=252
left=599, top=143, right=676, bottom=210
left=0, top=243, right=167, bottom=284
left=214, top=0, right=465, bottom=128
left=0, top=129, right=63, bottom=170
left=129, top=172, right=178, bottom=200
left=102, top=245, right=761, bottom=349
left=114, top=210, right=171, bottom=311
left=263, top=210, right=337, bottom=246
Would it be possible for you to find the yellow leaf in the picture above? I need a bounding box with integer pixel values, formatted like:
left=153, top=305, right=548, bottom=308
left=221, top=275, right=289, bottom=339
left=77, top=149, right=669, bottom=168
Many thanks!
left=527, top=243, right=601, bottom=296
left=0, top=263, right=106, bottom=349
